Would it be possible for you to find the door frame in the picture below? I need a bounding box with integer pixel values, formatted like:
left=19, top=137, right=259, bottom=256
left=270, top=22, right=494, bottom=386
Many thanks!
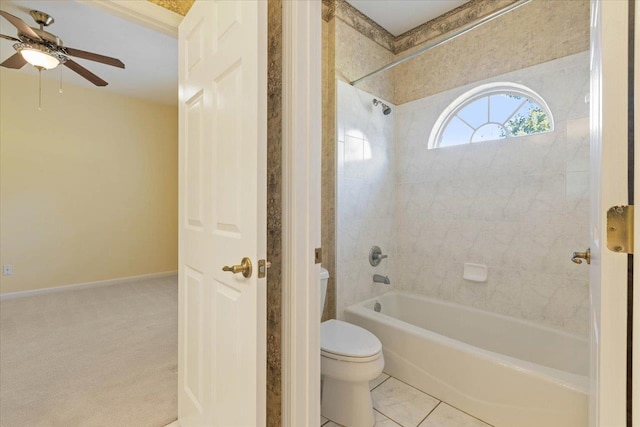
left=280, top=1, right=322, bottom=426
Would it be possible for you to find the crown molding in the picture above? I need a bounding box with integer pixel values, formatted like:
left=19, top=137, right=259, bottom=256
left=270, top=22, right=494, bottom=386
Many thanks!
left=324, top=0, right=521, bottom=55
left=78, top=0, right=182, bottom=38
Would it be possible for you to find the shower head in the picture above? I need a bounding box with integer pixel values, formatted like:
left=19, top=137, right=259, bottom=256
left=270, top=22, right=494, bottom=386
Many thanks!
left=373, top=98, right=392, bottom=115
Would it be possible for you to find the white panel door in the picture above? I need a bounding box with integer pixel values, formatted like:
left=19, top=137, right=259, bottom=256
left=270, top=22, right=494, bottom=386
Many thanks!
left=178, top=1, right=266, bottom=426
left=590, top=0, right=631, bottom=425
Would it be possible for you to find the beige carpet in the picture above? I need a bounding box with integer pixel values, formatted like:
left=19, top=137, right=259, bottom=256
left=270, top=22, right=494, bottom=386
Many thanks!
left=0, top=276, right=178, bottom=427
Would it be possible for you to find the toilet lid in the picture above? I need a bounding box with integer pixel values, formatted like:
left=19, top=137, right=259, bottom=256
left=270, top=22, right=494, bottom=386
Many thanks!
left=321, top=319, right=382, bottom=359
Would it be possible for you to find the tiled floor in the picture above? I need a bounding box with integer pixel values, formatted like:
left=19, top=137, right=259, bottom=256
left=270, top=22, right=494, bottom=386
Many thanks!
left=321, top=373, right=492, bottom=427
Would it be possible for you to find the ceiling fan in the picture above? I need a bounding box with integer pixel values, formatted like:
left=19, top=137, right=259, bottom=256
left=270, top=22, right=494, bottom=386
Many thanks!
left=0, top=9, right=125, bottom=87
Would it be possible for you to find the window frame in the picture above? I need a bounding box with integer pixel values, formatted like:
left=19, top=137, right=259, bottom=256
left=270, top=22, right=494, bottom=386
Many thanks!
left=428, top=82, right=555, bottom=149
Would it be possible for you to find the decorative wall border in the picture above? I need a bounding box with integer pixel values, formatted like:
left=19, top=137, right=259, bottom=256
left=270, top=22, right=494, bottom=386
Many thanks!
left=323, top=0, right=520, bottom=55
left=394, top=0, right=519, bottom=53
left=147, top=0, right=194, bottom=17
left=322, top=0, right=336, bottom=23
left=266, top=0, right=283, bottom=425
left=333, top=0, right=395, bottom=51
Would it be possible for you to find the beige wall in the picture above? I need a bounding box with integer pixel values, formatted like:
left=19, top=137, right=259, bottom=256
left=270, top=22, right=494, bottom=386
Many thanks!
left=0, top=70, right=178, bottom=294
left=391, top=0, right=590, bottom=104
left=335, top=18, right=395, bottom=103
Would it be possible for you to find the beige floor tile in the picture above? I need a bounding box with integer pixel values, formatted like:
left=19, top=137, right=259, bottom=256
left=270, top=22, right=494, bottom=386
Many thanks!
left=324, top=411, right=401, bottom=427
left=418, top=403, right=491, bottom=427
left=374, top=409, right=402, bottom=426
left=321, top=415, right=329, bottom=425
left=372, top=377, right=439, bottom=427
left=370, top=372, right=390, bottom=390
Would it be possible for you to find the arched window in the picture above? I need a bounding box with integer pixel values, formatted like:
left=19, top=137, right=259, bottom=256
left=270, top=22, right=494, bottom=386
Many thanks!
left=428, top=82, right=554, bottom=149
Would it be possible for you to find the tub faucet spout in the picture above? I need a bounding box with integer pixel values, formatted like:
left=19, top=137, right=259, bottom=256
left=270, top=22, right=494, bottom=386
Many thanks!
left=373, top=274, right=390, bottom=285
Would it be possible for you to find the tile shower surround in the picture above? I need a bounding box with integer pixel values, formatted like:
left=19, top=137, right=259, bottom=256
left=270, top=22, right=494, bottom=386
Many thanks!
left=337, top=52, right=590, bottom=336
left=337, top=83, right=398, bottom=319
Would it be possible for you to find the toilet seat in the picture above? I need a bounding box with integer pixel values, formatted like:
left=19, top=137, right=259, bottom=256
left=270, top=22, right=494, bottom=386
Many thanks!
left=321, top=319, right=382, bottom=362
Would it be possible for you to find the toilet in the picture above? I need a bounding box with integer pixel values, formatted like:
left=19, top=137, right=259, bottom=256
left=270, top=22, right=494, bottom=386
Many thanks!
left=320, top=268, right=384, bottom=427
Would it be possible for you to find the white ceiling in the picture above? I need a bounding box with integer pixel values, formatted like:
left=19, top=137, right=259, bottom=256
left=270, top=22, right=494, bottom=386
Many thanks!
left=0, top=0, right=177, bottom=105
left=345, top=0, right=468, bottom=36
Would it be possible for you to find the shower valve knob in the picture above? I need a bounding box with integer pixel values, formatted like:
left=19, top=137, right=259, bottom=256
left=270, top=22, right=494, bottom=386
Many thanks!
left=369, top=246, right=387, bottom=266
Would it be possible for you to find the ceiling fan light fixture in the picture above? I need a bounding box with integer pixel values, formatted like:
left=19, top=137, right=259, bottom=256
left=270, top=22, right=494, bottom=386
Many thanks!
left=14, top=44, right=61, bottom=70
left=20, top=48, right=59, bottom=70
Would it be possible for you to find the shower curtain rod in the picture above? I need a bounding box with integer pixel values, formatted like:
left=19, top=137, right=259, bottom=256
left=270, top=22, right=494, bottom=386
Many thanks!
left=349, top=0, right=532, bottom=86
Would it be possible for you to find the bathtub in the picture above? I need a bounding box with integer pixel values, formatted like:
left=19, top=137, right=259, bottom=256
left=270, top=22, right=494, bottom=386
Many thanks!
left=344, top=291, right=588, bottom=427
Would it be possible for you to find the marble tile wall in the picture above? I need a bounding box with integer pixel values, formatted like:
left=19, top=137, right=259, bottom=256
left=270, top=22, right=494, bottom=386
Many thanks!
left=394, top=52, right=591, bottom=336
left=329, top=0, right=588, bottom=325
left=336, top=81, right=397, bottom=319
left=322, top=18, right=337, bottom=321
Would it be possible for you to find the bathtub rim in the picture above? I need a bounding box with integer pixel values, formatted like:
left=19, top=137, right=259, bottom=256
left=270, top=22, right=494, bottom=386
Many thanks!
left=345, top=291, right=589, bottom=394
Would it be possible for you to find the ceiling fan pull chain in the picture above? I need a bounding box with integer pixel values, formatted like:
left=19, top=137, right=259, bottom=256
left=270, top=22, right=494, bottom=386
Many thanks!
left=59, top=67, right=63, bottom=94
left=38, top=68, right=42, bottom=110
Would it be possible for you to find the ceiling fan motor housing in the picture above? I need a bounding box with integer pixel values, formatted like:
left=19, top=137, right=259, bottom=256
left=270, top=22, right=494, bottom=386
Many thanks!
left=27, top=28, right=63, bottom=46
left=29, top=10, right=54, bottom=27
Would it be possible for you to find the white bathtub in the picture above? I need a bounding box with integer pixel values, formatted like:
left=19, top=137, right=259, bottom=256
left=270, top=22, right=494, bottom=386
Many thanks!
left=344, top=291, right=588, bottom=427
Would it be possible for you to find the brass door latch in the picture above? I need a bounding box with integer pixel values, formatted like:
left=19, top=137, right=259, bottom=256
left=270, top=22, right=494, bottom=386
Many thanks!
left=258, top=259, right=271, bottom=279
left=607, top=205, right=634, bottom=254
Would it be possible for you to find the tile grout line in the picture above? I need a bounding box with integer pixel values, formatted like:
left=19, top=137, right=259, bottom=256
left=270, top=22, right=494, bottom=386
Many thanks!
left=381, top=375, right=493, bottom=426
left=374, top=408, right=404, bottom=427
left=416, top=401, right=441, bottom=427
left=388, top=375, right=442, bottom=403
left=435, top=402, right=496, bottom=427
left=370, top=373, right=392, bottom=392
left=326, top=374, right=493, bottom=427
left=372, top=374, right=438, bottom=427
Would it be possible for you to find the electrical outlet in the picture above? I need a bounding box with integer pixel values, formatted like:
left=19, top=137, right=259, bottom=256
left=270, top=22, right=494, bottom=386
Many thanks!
left=3, top=265, right=13, bottom=276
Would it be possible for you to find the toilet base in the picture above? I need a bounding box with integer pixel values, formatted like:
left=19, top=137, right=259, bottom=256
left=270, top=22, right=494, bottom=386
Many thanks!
left=321, top=376, right=375, bottom=427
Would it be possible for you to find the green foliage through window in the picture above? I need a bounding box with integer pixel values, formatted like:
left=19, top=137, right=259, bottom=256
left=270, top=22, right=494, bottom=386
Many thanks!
left=502, top=107, right=551, bottom=137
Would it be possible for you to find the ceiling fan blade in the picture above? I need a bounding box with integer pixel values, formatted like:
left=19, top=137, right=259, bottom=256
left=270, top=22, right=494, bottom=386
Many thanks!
left=1, top=52, right=27, bottom=69
left=0, top=10, right=41, bottom=41
left=64, top=59, right=108, bottom=86
left=64, top=47, right=125, bottom=69
left=0, top=33, right=20, bottom=42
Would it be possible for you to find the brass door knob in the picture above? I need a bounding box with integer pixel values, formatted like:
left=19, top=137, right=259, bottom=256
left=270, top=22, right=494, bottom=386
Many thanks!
left=222, top=257, right=252, bottom=278
left=571, top=248, right=591, bottom=265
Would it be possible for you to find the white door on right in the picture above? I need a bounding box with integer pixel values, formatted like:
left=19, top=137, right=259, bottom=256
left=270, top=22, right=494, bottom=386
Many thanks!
left=589, top=0, right=633, bottom=426
left=177, top=1, right=267, bottom=426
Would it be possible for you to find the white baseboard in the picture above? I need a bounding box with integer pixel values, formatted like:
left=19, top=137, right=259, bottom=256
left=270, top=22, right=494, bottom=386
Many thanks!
left=0, top=271, right=178, bottom=301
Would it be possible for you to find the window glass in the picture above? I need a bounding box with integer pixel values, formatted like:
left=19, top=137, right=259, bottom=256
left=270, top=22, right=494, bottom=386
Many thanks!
left=429, top=83, right=553, bottom=149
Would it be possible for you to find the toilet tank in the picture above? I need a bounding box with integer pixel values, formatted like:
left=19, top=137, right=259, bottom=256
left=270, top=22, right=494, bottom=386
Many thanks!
left=320, top=267, right=329, bottom=317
